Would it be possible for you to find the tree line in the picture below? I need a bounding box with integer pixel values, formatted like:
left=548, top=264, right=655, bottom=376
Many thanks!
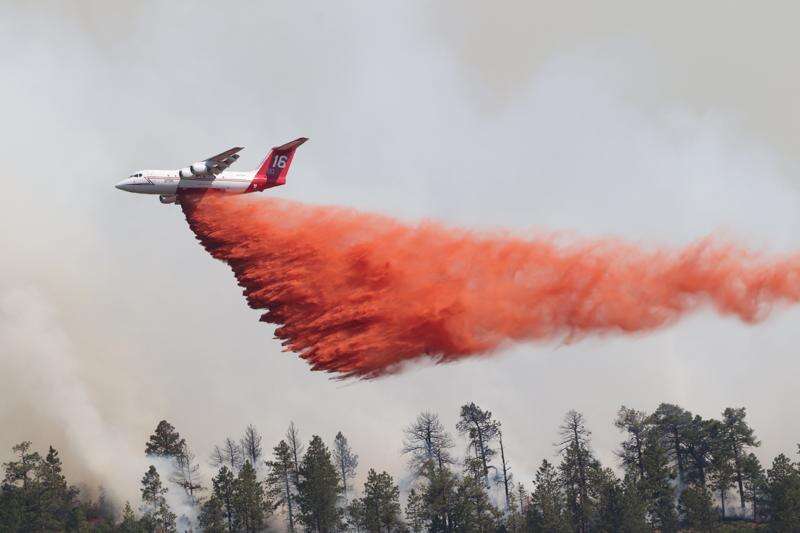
left=2, top=402, right=800, bottom=531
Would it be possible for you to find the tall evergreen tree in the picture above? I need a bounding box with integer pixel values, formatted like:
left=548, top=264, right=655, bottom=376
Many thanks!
left=198, top=495, right=226, bottom=533
left=593, top=469, right=648, bottom=533
left=139, top=465, right=176, bottom=533
left=678, top=485, right=717, bottom=530
left=449, top=471, right=499, bottom=532
left=556, top=410, right=596, bottom=533
left=361, top=469, right=402, bottom=532
left=297, top=435, right=343, bottom=532
left=640, top=430, right=678, bottom=531
left=765, top=453, right=800, bottom=529
left=456, top=403, right=499, bottom=488
left=648, top=404, right=692, bottom=490
left=266, top=439, right=297, bottom=532
left=722, top=406, right=759, bottom=511
left=741, top=452, right=766, bottom=521
left=403, top=411, right=455, bottom=478
left=708, top=419, right=736, bottom=520
left=614, top=406, right=650, bottom=481
left=211, top=466, right=236, bottom=532
left=332, top=431, right=359, bottom=500
left=145, top=421, right=186, bottom=458
left=404, top=488, right=427, bottom=533
left=233, top=460, right=269, bottom=532
left=528, top=459, right=569, bottom=533
left=33, top=446, right=77, bottom=531
left=119, top=501, right=143, bottom=533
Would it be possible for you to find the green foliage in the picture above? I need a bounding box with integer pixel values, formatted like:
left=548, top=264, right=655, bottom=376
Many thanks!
left=361, top=469, right=401, bottom=532
left=198, top=495, right=226, bottom=532
left=265, top=439, right=297, bottom=531
left=233, top=460, right=269, bottom=532
left=679, top=484, right=718, bottom=531
left=211, top=466, right=236, bottom=532
left=765, top=453, right=800, bottom=531
left=456, top=403, right=499, bottom=487
left=144, top=420, right=186, bottom=458
left=528, top=459, right=570, bottom=533
left=297, top=435, right=343, bottom=532
left=1, top=403, right=799, bottom=532
left=404, top=488, right=427, bottom=532
left=139, top=465, right=176, bottom=533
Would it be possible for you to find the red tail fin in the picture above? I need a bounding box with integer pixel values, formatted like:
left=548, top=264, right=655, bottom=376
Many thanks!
left=249, top=137, right=308, bottom=192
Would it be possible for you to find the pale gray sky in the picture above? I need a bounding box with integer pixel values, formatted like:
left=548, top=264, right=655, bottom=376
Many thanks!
left=1, top=0, right=799, bottom=509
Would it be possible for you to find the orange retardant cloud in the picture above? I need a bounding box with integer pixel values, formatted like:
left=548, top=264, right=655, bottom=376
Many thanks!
left=181, top=193, right=800, bottom=378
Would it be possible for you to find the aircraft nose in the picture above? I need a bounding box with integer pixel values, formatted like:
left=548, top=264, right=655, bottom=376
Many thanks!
left=115, top=178, right=131, bottom=191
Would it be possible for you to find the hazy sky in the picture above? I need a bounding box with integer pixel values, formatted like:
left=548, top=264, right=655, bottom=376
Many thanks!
left=2, top=0, right=800, bottom=510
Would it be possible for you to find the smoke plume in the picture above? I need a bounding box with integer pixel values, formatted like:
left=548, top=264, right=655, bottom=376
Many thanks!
left=181, top=193, right=800, bottom=378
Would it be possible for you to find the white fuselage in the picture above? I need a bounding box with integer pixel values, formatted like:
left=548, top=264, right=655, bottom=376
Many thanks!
left=116, top=169, right=256, bottom=195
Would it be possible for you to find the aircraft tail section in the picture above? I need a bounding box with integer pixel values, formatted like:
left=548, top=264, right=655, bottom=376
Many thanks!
left=249, top=137, right=308, bottom=191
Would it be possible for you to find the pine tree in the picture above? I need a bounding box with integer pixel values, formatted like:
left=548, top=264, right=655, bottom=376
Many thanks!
left=450, top=470, right=499, bottom=532
left=145, top=421, right=186, bottom=458
left=741, top=452, right=766, bottom=521
left=170, top=444, right=204, bottom=504
left=297, top=435, right=343, bottom=532
left=403, top=412, right=455, bottom=478
left=678, top=485, right=717, bottom=530
left=529, top=460, right=569, bottom=533
left=765, top=453, right=800, bottom=529
left=556, top=410, right=596, bottom=533
left=708, top=419, right=735, bottom=520
left=615, top=406, right=650, bottom=481
left=593, top=468, right=646, bottom=533
left=640, top=430, right=677, bottom=532
left=362, top=469, right=402, bottom=532
left=404, top=488, right=427, bottom=533
left=198, top=495, right=226, bottom=532
left=332, top=431, right=359, bottom=501
left=420, top=465, right=458, bottom=532
left=722, top=407, right=759, bottom=511
left=33, top=446, right=77, bottom=530
left=456, top=403, right=499, bottom=488
left=211, top=466, right=236, bottom=532
left=346, top=497, right=367, bottom=532
left=648, top=404, right=692, bottom=491
left=266, top=439, right=297, bottom=532
left=139, top=465, right=176, bottom=533
left=119, top=501, right=143, bottom=533
left=233, top=460, right=269, bottom=532
left=240, top=425, right=263, bottom=474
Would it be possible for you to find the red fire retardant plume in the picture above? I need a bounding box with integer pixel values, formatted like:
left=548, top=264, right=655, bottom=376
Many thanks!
left=181, top=193, right=800, bottom=379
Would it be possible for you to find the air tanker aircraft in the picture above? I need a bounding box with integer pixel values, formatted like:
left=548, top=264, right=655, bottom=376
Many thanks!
left=115, top=137, right=308, bottom=203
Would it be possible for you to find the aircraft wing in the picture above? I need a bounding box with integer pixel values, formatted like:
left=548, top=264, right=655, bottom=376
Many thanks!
left=202, top=147, right=244, bottom=174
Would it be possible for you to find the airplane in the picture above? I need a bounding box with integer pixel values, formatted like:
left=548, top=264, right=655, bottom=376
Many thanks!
left=115, top=137, right=308, bottom=204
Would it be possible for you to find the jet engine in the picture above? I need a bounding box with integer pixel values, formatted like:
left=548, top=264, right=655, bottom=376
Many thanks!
left=159, top=194, right=178, bottom=204
left=178, top=167, right=194, bottom=178
left=190, top=161, right=209, bottom=175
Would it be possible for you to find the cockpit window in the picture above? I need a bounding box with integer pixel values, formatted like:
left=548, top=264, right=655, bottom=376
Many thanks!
left=129, top=173, right=143, bottom=178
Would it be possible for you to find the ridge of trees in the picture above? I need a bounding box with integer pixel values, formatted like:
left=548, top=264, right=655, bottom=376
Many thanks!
left=2, top=402, right=799, bottom=531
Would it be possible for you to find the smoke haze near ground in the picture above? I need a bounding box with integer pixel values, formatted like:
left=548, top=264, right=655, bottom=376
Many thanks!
left=2, top=0, right=800, bottom=509
left=184, top=193, right=800, bottom=378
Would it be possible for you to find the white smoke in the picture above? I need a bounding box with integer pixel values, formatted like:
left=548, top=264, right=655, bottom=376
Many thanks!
left=0, top=286, right=147, bottom=506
